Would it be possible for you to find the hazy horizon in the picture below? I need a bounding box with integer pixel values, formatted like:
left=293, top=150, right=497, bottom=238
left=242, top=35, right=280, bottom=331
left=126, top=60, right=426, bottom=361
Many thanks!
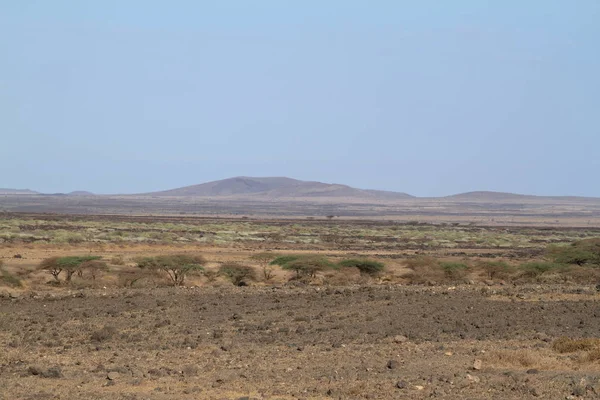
left=1, top=1, right=599, bottom=196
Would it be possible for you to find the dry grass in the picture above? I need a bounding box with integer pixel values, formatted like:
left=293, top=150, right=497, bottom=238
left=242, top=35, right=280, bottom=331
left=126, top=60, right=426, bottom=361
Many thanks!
left=483, top=349, right=541, bottom=368
left=552, top=337, right=600, bottom=353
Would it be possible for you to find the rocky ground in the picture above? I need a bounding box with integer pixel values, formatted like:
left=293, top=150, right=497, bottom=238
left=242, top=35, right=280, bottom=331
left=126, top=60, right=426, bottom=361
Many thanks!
left=1, top=284, right=600, bottom=399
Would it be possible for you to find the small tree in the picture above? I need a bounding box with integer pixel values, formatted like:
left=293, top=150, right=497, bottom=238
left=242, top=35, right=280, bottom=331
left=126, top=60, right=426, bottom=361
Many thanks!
left=282, top=256, right=336, bottom=278
left=219, top=263, right=256, bottom=286
left=136, top=254, right=205, bottom=286
left=250, top=252, right=278, bottom=281
left=80, top=260, right=109, bottom=281
left=55, top=256, right=102, bottom=282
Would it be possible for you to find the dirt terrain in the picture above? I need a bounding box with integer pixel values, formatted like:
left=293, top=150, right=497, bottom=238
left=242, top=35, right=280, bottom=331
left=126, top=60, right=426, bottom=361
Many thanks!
left=1, top=285, right=600, bottom=399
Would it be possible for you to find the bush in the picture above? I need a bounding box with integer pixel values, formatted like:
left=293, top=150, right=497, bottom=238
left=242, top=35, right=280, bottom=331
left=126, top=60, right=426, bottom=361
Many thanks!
left=0, top=269, right=22, bottom=288
left=552, top=337, right=600, bottom=353
left=338, top=258, right=385, bottom=276
left=518, top=261, right=564, bottom=278
left=91, top=325, right=117, bottom=342
left=219, top=263, right=256, bottom=286
left=250, top=252, right=279, bottom=281
left=80, top=260, right=109, bottom=281
left=547, top=239, right=600, bottom=266
left=110, top=255, right=125, bottom=265
left=405, top=256, right=439, bottom=271
left=135, top=254, right=205, bottom=286
left=478, top=261, right=514, bottom=280
left=439, top=262, right=469, bottom=280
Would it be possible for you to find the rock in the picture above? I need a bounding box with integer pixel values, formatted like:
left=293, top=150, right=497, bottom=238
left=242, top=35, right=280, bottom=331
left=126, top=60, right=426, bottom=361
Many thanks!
left=526, top=369, right=539, bottom=374
left=393, top=335, right=408, bottom=344
left=444, top=352, right=453, bottom=356
left=107, top=372, right=120, bottom=380
left=387, top=360, right=400, bottom=370
left=414, top=385, right=425, bottom=390
left=396, top=380, right=408, bottom=389
left=466, top=374, right=480, bottom=384
left=484, top=280, right=494, bottom=286
left=530, top=387, right=540, bottom=397
left=472, top=359, right=483, bottom=370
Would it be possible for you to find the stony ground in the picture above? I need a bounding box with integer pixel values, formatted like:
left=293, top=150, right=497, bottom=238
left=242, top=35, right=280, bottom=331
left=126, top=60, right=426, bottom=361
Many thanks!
left=2, top=284, right=600, bottom=399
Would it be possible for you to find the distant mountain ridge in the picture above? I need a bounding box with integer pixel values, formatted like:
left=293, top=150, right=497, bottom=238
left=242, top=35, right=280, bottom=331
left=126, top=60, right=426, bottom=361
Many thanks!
left=145, top=176, right=415, bottom=200
left=3, top=178, right=599, bottom=200
left=0, top=188, right=39, bottom=195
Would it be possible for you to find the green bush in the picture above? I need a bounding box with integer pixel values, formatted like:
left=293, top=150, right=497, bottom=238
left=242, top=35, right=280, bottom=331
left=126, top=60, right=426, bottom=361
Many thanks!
left=136, top=254, right=205, bottom=286
left=338, top=258, right=385, bottom=276
left=439, top=262, right=469, bottom=280
left=219, top=263, right=256, bottom=286
left=519, top=261, right=564, bottom=278
left=547, top=239, right=600, bottom=266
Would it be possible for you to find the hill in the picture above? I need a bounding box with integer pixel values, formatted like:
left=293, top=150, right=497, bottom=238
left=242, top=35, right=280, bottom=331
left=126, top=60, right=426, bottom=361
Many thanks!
left=444, top=191, right=598, bottom=202
left=145, top=177, right=414, bottom=200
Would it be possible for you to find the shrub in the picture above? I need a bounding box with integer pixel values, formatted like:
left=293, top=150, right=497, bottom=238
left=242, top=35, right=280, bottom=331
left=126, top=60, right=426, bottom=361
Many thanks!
left=403, top=256, right=444, bottom=284
left=518, top=261, right=564, bottom=278
left=478, top=261, right=514, bottom=280
left=80, top=260, right=109, bottom=281
left=0, top=269, right=22, bottom=288
left=439, top=262, right=469, bottom=280
left=405, top=256, right=439, bottom=271
left=110, top=255, right=125, bottom=265
left=547, top=239, right=600, bottom=266
left=219, top=263, right=256, bottom=286
left=250, top=252, right=279, bottom=281
left=91, top=325, right=117, bottom=343
left=282, top=256, right=336, bottom=278
left=136, top=254, right=205, bottom=286
left=338, top=258, right=385, bottom=276
left=552, top=337, right=600, bottom=353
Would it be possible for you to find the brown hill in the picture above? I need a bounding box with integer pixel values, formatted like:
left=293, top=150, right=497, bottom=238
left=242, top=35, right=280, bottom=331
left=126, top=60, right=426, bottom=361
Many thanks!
left=145, top=177, right=414, bottom=200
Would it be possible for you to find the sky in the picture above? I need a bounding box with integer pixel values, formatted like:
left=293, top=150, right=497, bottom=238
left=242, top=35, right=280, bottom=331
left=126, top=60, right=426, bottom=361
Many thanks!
left=1, top=1, right=599, bottom=197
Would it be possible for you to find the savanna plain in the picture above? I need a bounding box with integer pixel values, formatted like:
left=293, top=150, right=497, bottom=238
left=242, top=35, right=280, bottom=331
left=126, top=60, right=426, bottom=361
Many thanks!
left=1, top=213, right=600, bottom=399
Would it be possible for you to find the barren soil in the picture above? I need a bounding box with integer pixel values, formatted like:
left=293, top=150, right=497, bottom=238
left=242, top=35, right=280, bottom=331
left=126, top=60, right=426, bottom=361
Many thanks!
left=2, top=285, right=600, bottom=399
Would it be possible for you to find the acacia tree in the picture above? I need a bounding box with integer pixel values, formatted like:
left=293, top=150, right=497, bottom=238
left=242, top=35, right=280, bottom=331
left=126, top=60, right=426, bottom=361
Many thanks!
left=136, top=254, right=205, bottom=286
left=38, top=255, right=101, bottom=282
left=282, top=256, right=336, bottom=278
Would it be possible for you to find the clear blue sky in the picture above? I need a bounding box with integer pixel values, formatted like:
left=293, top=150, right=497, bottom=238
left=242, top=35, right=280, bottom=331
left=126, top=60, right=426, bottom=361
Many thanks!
left=1, top=1, right=599, bottom=196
